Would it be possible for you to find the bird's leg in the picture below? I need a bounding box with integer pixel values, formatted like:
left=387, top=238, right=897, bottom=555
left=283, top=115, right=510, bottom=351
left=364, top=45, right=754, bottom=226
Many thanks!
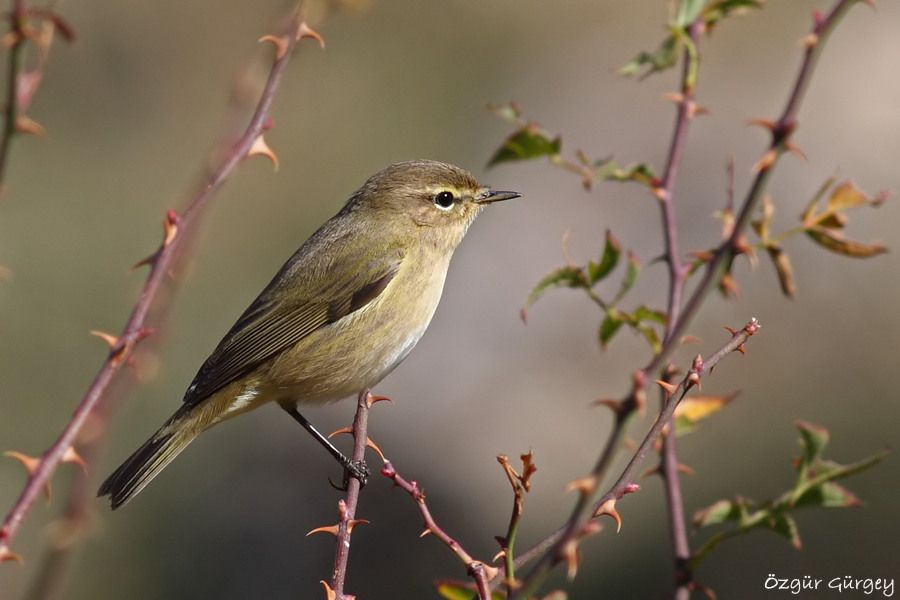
left=280, top=404, right=369, bottom=488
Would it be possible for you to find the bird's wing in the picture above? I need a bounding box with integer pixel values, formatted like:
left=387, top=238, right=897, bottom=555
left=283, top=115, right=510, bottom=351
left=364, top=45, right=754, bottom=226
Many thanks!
left=181, top=245, right=403, bottom=407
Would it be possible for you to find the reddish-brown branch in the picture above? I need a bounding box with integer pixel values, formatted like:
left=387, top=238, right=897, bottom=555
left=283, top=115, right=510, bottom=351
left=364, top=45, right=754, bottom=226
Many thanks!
left=0, top=0, right=28, bottom=189
left=329, top=390, right=373, bottom=599
left=504, top=2, right=862, bottom=594
left=656, top=18, right=703, bottom=599
left=510, top=320, right=760, bottom=598
left=381, top=460, right=497, bottom=599
left=0, top=6, right=313, bottom=563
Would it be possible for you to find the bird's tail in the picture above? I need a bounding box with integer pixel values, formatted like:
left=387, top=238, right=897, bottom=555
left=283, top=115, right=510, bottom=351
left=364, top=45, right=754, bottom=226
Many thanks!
left=98, top=408, right=198, bottom=509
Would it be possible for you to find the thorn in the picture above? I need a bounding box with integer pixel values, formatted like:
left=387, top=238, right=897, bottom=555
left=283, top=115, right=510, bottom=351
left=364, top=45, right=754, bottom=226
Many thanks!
left=90, top=330, right=119, bottom=349
left=784, top=141, right=807, bottom=161
left=642, top=465, right=661, bottom=479
left=594, top=498, right=622, bottom=533
left=686, top=372, right=701, bottom=391
left=662, top=92, right=684, bottom=104
left=724, top=326, right=737, bottom=336
left=561, top=539, right=581, bottom=580
left=655, top=379, right=678, bottom=397
left=15, top=114, right=46, bottom=136
left=306, top=524, right=340, bottom=537
left=320, top=580, right=337, bottom=600
left=565, top=475, right=598, bottom=498
left=691, top=580, right=719, bottom=600
left=61, top=446, right=87, bottom=473
left=365, top=438, right=387, bottom=463
left=258, top=34, right=289, bottom=60
left=248, top=135, right=279, bottom=171
left=346, top=518, right=369, bottom=533
left=419, top=528, right=432, bottom=538
left=492, top=549, right=506, bottom=563
left=678, top=463, right=696, bottom=476
left=481, top=564, right=500, bottom=582
left=746, top=118, right=776, bottom=132
left=801, top=33, right=819, bottom=49
left=593, top=398, right=623, bottom=414
left=0, top=548, right=24, bottom=564
left=681, top=335, right=702, bottom=345
left=690, top=103, right=710, bottom=118
left=163, top=208, right=179, bottom=248
left=736, top=343, right=746, bottom=355
left=752, top=149, right=777, bottom=174
left=366, top=394, right=392, bottom=408
left=297, top=22, right=325, bottom=48
left=4, top=451, right=51, bottom=502
left=131, top=251, right=158, bottom=270
left=328, top=426, right=352, bottom=439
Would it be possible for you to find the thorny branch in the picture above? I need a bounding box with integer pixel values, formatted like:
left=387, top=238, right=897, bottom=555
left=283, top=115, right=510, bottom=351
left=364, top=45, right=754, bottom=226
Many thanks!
left=503, top=1, right=864, bottom=595
left=655, top=17, right=702, bottom=600
left=381, top=460, right=498, bottom=600
left=325, top=390, right=376, bottom=600
left=0, top=0, right=71, bottom=192
left=0, top=4, right=321, bottom=565
left=511, top=320, right=760, bottom=598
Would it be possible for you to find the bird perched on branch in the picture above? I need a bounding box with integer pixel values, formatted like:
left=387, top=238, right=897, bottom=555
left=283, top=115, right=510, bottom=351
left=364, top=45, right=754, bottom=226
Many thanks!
left=99, top=160, right=520, bottom=509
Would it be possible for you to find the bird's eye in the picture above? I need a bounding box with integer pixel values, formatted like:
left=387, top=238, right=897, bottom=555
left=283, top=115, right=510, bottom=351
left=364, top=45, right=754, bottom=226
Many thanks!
left=433, top=191, right=455, bottom=210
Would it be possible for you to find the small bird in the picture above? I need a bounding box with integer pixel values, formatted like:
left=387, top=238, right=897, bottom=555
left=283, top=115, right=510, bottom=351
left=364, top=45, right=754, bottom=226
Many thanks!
left=99, top=160, right=519, bottom=508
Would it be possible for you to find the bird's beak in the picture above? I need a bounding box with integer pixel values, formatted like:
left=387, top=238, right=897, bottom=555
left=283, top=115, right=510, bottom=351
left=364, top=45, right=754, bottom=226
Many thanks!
left=476, top=189, right=521, bottom=204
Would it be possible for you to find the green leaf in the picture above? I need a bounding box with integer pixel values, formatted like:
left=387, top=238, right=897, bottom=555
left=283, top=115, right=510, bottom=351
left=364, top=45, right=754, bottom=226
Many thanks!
left=632, top=305, right=667, bottom=325
left=487, top=101, right=523, bottom=125
left=613, top=252, right=641, bottom=304
left=436, top=581, right=476, bottom=600
left=619, top=35, right=679, bottom=79
left=587, top=230, right=621, bottom=285
left=599, top=311, right=625, bottom=349
left=594, top=161, right=657, bottom=186
left=675, top=0, right=706, bottom=27
left=793, top=481, right=862, bottom=509
left=796, top=420, right=830, bottom=469
left=435, top=580, right=504, bottom=600
left=703, top=0, right=764, bottom=27
left=521, top=266, right=586, bottom=321
left=769, top=512, right=802, bottom=550
left=693, top=499, right=742, bottom=528
left=488, top=126, right=561, bottom=167
left=634, top=322, right=662, bottom=354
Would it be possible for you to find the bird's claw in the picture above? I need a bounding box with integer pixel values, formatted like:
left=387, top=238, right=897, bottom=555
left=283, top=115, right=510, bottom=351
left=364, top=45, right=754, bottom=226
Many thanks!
left=329, top=459, right=370, bottom=491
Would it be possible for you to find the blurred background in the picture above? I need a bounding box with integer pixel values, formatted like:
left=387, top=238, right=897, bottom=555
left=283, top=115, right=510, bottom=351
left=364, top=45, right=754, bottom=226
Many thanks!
left=1, top=1, right=898, bottom=598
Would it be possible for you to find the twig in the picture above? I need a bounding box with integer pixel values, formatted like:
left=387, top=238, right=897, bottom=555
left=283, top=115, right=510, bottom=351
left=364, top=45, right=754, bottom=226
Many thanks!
left=504, top=0, right=862, bottom=592
left=655, top=18, right=703, bottom=600
left=0, top=0, right=28, bottom=188
left=381, top=460, right=498, bottom=599
left=655, top=18, right=702, bottom=337
left=0, top=5, right=317, bottom=564
left=661, top=402, right=692, bottom=600
left=497, top=452, right=537, bottom=593
left=0, top=0, right=71, bottom=192
left=328, top=390, right=373, bottom=600
left=511, top=319, right=760, bottom=598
